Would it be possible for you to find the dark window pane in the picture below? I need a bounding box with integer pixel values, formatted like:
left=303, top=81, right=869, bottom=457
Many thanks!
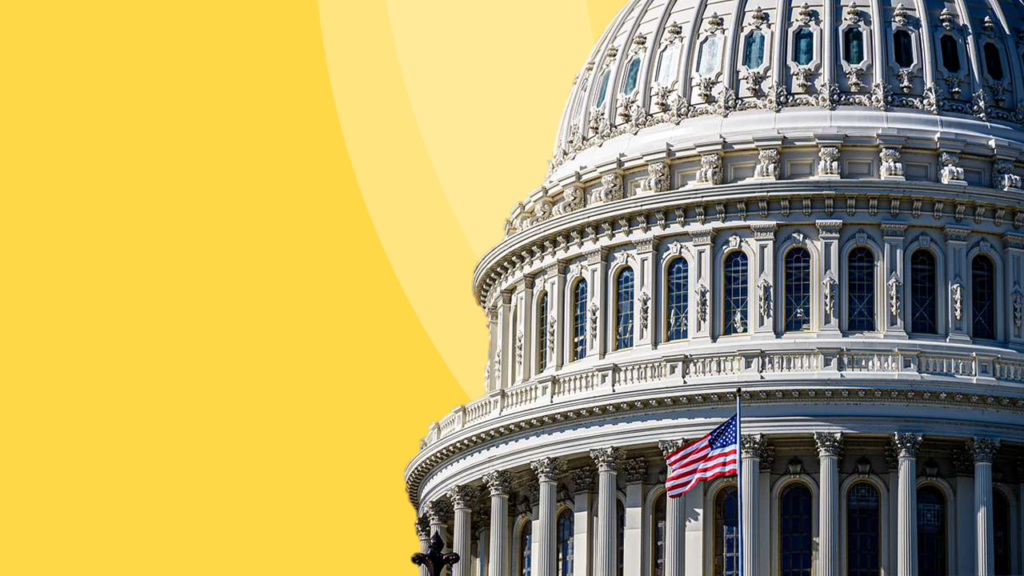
left=972, top=256, right=996, bottom=340
left=848, top=483, right=881, bottom=576
left=780, top=484, right=813, bottom=576
left=521, top=522, right=533, bottom=576
left=653, top=494, right=667, bottom=576
left=941, top=35, right=961, bottom=73
left=714, top=486, right=739, bottom=576
left=596, top=70, right=611, bottom=108
left=911, top=251, right=937, bottom=334
left=918, top=486, right=947, bottom=576
left=557, top=510, right=574, bottom=576
left=994, top=491, right=1011, bottom=575
left=848, top=248, right=876, bottom=331
left=623, top=57, right=642, bottom=95
left=537, top=293, right=548, bottom=371
left=724, top=252, right=749, bottom=335
left=894, top=30, right=914, bottom=67
left=744, top=31, right=765, bottom=68
left=617, top=501, right=625, bottom=576
left=794, top=28, right=815, bottom=66
left=845, top=28, right=865, bottom=65
left=667, top=259, right=689, bottom=340
left=984, top=43, right=1004, bottom=81
left=785, top=248, right=811, bottom=331
left=616, top=268, right=635, bottom=350
left=573, top=280, right=588, bottom=360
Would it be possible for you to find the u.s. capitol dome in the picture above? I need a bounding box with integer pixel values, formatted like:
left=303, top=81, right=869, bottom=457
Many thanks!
left=407, top=0, right=1024, bottom=575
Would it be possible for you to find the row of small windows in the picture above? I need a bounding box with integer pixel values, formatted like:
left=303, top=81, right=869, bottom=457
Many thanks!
left=554, top=249, right=1000, bottom=366
left=516, top=482, right=1015, bottom=576
left=588, top=26, right=1015, bottom=118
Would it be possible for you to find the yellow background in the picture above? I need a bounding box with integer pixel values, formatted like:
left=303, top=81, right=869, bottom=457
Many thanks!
left=1, top=1, right=621, bottom=573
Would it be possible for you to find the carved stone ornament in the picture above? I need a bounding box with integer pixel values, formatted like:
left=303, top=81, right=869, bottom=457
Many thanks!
left=887, top=275, right=902, bottom=317
left=994, top=160, right=1023, bottom=191
left=796, top=3, right=815, bottom=25
left=814, top=431, right=845, bottom=457
left=641, top=161, right=670, bottom=194
left=855, top=457, right=872, bottom=476
left=591, top=173, right=623, bottom=204
left=589, top=302, right=600, bottom=342
left=952, top=448, right=974, bottom=475
left=822, top=274, right=838, bottom=319
left=554, top=185, right=584, bottom=216
left=415, top=514, right=432, bottom=539
left=967, top=437, right=1000, bottom=463
left=880, top=148, right=904, bottom=178
left=892, top=432, right=923, bottom=459
left=697, top=284, right=710, bottom=325
left=1013, top=288, right=1024, bottom=331
left=590, top=446, right=621, bottom=472
left=659, top=439, right=684, bottom=457
left=740, top=433, right=768, bottom=459
left=530, top=457, right=565, bottom=482
left=951, top=282, right=963, bottom=321
left=484, top=469, right=513, bottom=496
left=787, top=457, right=805, bottom=476
left=426, top=497, right=453, bottom=525
left=570, top=467, right=596, bottom=493
left=892, top=3, right=909, bottom=27
left=621, top=457, right=648, bottom=483
left=447, top=485, right=477, bottom=509
left=640, top=291, right=651, bottom=334
left=755, top=148, right=780, bottom=179
left=695, top=153, right=723, bottom=185
left=818, top=146, right=841, bottom=177
left=547, top=314, right=557, bottom=358
left=493, top=349, right=502, bottom=384
left=759, top=279, right=773, bottom=320
left=515, top=329, right=524, bottom=372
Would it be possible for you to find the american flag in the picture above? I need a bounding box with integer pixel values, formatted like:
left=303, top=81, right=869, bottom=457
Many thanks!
left=664, top=415, right=739, bottom=498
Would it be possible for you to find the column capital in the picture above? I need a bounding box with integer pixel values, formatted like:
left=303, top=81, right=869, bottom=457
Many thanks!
left=621, top=457, right=648, bottom=484
left=967, top=438, right=1001, bottom=464
left=416, top=514, right=431, bottom=539
left=484, top=470, right=513, bottom=496
left=530, top=457, right=565, bottom=483
left=741, top=433, right=769, bottom=459
left=426, top=497, right=453, bottom=525
left=590, top=446, right=621, bottom=472
left=570, top=467, right=596, bottom=493
left=892, top=432, right=924, bottom=459
left=953, top=447, right=974, bottom=476
left=814, top=431, right=845, bottom=458
left=659, top=439, right=684, bottom=457
left=448, top=485, right=477, bottom=510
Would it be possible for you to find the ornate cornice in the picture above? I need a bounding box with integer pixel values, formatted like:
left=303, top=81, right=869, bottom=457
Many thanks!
left=530, top=456, right=565, bottom=483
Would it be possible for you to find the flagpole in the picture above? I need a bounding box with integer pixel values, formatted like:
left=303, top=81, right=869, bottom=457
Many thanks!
left=736, top=387, right=743, bottom=576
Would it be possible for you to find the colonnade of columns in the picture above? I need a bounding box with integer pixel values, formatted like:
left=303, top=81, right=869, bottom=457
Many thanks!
left=419, top=432, right=1008, bottom=576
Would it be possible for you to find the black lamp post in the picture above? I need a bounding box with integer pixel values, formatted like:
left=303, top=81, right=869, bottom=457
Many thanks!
left=411, top=532, right=459, bottom=576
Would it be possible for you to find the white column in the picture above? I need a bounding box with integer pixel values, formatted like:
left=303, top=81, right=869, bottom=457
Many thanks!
left=683, top=483, right=705, bottom=576
left=416, top=515, right=431, bottom=576
left=814, top=432, right=843, bottom=576
left=477, top=526, right=491, bottom=576
left=591, top=447, right=620, bottom=576
left=531, top=457, right=564, bottom=576
left=893, top=432, right=923, bottom=576
left=427, top=498, right=454, bottom=551
left=757, top=455, right=772, bottom=576
left=970, top=438, right=1001, bottom=576
left=622, top=458, right=647, bottom=576
left=660, top=441, right=686, bottom=576
left=740, top=434, right=767, bottom=576
left=450, top=486, right=477, bottom=576
left=816, top=221, right=842, bottom=334
left=954, top=449, right=976, bottom=576
left=485, top=470, right=513, bottom=576
left=570, top=468, right=595, bottom=576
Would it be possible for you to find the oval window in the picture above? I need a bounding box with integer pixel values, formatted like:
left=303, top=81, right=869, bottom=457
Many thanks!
left=743, top=31, right=765, bottom=69
left=622, top=57, right=642, bottom=95
left=698, top=36, right=722, bottom=76
left=794, top=28, right=814, bottom=66
left=844, top=28, right=864, bottom=65
left=984, top=43, right=1004, bottom=81
left=940, top=35, right=960, bottom=73
left=656, top=43, right=681, bottom=86
left=894, top=30, right=913, bottom=68
left=595, top=69, right=611, bottom=108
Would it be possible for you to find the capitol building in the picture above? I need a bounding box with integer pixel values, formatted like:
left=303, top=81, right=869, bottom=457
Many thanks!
left=405, top=0, right=1024, bottom=574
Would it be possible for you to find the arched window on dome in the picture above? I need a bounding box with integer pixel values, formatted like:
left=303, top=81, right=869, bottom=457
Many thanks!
left=972, top=255, right=996, bottom=340
left=780, top=483, right=813, bottom=576
left=847, top=482, right=881, bottom=576
left=994, top=489, right=1011, bottom=575
left=556, top=509, right=574, bottom=576
left=519, top=520, right=534, bottom=576
left=893, top=30, right=914, bottom=68
left=844, top=28, right=865, bottom=65
left=714, top=485, right=739, bottom=576
left=794, top=28, right=815, bottom=66
left=595, top=69, right=611, bottom=109
left=622, top=56, right=642, bottom=95
left=910, top=250, right=937, bottom=335
left=667, top=259, right=689, bottom=341
left=940, top=35, right=961, bottom=73
left=847, top=247, right=876, bottom=332
left=698, top=36, right=723, bottom=77
left=743, top=30, right=766, bottom=69
left=656, top=43, right=681, bottom=87
left=784, top=248, right=811, bottom=332
left=572, top=279, right=588, bottom=361
left=723, top=252, right=749, bottom=336
left=917, top=485, right=947, bottom=576
left=652, top=493, right=667, bottom=576
left=617, top=500, right=626, bottom=576
left=537, top=292, right=549, bottom=372
left=984, top=42, right=1005, bottom=82
left=616, top=267, right=635, bottom=350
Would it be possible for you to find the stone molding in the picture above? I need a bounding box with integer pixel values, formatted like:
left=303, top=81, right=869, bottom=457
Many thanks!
left=484, top=470, right=513, bottom=496
left=570, top=467, right=596, bottom=493
left=530, top=456, right=565, bottom=482
left=814, top=431, right=845, bottom=458
left=590, top=447, right=621, bottom=472
left=967, top=437, right=1001, bottom=463
left=621, top=457, right=648, bottom=484
left=892, top=432, right=923, bottom=459
left=447, top=485, right=477, bottom=510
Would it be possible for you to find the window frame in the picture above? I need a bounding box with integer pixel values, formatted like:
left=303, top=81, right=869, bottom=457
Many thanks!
left=969, top=252, right=998, bottom=341
left=665, top=256, right=691, bottom=342
left=844, top=243, right=880, bottom=334
left=841, top=474, right=889, bottom=576
left=783, top=246, right=813, bottom=333
left=721, top=249, right=751, bottom=337
left=614, top=266, right=635, bottom=351
left=569, top=277, right=589, bottom=362
left=909, top=249, right=939, bottom=335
